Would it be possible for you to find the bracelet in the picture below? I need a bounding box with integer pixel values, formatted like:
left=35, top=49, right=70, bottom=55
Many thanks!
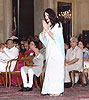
left=66, top=63, right=68, bottom=66
left=46, top=29, right=50, bottom=33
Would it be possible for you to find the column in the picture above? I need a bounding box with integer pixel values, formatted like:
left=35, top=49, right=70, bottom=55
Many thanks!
left=3, top=0, right=12, bottom=42
left=47, top=0, right=54, bottom=9
left=0, top=0, right=4, bottom=43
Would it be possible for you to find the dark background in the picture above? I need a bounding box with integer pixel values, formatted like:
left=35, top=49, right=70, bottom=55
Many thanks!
left=82, top=30, right=89, bottom=43
left=57, top=2, right=72, bottom=43
left=12, top=0, right=34, bottom=39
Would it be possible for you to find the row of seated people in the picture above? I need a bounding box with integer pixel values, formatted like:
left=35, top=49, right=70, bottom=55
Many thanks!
left=0, top=39, right=19, bottom=85
left=0, top=38, right=46, bottom=88
left=13, top=36, right=89, bottom=89
left=64, top=37, right=89, bottom=87
left=0, top=36, right=89, bottom=89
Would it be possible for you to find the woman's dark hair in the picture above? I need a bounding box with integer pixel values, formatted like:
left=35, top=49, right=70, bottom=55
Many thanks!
left=44, top=8, right=60, bottom=28
left=29, top=40, right=39, bottom=49
left=78, top=40, right=84, bottom=47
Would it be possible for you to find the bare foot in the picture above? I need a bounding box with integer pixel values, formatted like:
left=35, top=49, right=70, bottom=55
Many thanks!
left=54, top=94, right=59, bottom=96
left=49, top=93, right=63, bottom=97
left=49, top=94, right=55, bottom=96
left=49, top=94, right=59, bottom=96
left=59, top=93, right=63, bottom=96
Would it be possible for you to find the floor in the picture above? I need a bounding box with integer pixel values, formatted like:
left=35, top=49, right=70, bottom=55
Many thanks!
left=0, top=84, right=89, bottom=100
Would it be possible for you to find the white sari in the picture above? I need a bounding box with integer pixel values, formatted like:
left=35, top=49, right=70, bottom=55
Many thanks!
left=39, top=23, right=65, bottom=95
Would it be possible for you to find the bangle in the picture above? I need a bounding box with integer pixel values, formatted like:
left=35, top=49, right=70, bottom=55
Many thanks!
left=66, top=63, right=68, bottom=66
left=46, top=29, right=50, bottom=33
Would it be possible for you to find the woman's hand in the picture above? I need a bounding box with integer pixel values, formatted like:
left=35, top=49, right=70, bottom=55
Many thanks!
left=42, top=20, right=55, bottom=40
left=42, top=28, right=46, bottom=34
left=42, top=20, right=49, bottom=31
left=33, top=48, right=39, bottom=57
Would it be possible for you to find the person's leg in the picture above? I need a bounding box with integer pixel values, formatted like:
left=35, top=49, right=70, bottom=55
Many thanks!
left=64, top=65, right=72, bottom=83
left=83, top=69, right=87, bottom=84
left=64, top=64, right=80, bottom=83
left=27, top=68, right=34, bottom=88
left=87, top=68, right=89, bottom=80
left=21, top=66, right=29, bottom=87
left=64, top=64, right=79, bottom=88
left=0, top=62, right=6, bottom=72
left=18, top=66, right=29, bottom=91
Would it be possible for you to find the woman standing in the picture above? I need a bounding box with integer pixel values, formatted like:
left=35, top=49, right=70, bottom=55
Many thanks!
left=39, top=8, right=65, bottom=96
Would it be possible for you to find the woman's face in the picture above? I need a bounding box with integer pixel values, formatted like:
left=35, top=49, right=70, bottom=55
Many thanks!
left=64, top=43, right=69, bottom=50
left=29, top=41, right=35, bottom=50
left=45, top=12, right=50, bottom=23
left=78, top=41, right=83, bottom=49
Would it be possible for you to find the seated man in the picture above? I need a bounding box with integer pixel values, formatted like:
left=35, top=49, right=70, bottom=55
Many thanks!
left=0, top=39, right=19, bottom=72
left=64, top=37, right=83, bottom=88
left=19, top=41, right=44, bottom=91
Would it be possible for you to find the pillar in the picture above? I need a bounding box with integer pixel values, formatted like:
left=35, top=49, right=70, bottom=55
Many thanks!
left=3, top=0, right=12, bottom=42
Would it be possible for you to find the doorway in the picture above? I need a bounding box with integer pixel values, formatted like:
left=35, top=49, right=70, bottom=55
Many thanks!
left=57, top=1, right=72, bottom=43
left=12, top=0, right=34, bottom=39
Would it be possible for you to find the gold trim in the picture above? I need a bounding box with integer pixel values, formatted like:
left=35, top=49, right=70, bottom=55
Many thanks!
left=56, top=0, right=73, bottom=36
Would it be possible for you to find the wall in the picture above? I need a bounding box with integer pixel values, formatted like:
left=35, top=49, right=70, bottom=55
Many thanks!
left=0, top=0, right=89, bottom=41
left=34, top=0, right=56, bottom=35
left=34, top=0, right=89, bottom=38
left=0, top=0, right=4, bottom=42
left=0, top=0, right=12, bottom=43
left=3, top=0, right=12, bottom=42
left=56, top=0, right=89, bottom=37
left=73, top=0, right=89, bottom=36
left=79, top=0, right=89, bottom=34
left=34, top=0, right=44, bottom=35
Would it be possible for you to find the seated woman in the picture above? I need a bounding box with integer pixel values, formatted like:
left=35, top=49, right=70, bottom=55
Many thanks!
left=64, top=42, right=70, bottom=55
left=78, top=41, right=89, bottom=69
left=78, top=41, right=89, bottom=85
left=24, top=41, right=34, bottom=57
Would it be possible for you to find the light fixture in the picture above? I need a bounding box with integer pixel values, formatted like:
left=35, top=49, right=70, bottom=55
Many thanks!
left=58, top=9, right=72, bottom=23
